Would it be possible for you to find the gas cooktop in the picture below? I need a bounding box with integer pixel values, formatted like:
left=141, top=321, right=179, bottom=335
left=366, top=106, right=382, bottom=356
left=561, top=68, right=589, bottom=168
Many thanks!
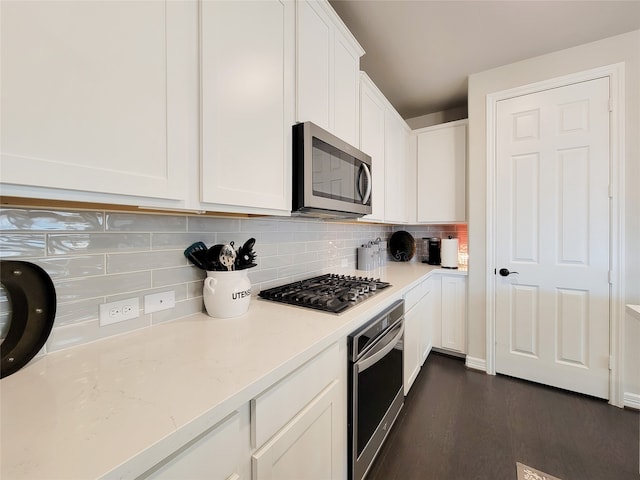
left=258, top=273, right=391, bottom=314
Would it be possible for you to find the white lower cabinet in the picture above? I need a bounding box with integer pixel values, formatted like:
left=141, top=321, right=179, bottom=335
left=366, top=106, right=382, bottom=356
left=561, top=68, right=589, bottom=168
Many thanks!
left=139, top=342, right=345, bottom=480
left=403, top=278, right=433, bottom=394
left=252, top=379, right=341, bottom=480
left=419, top=278, right=434, bottom=365
left=139, top=408, right=247, bottom=480
left=432, top=274, right=467, bottom=354
left=251, top=342, right=344, bottom=480
left=403, top=300, right=421, bottom=395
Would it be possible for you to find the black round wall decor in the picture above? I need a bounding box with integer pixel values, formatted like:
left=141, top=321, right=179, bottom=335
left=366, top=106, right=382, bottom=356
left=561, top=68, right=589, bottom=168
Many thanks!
left=389, top=231, right=416, bottom=262
left=1, top=260, right=56, bottom=378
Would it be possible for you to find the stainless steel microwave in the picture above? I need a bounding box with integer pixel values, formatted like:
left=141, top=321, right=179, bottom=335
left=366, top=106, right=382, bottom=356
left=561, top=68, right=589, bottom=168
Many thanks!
left=292, top=122, right=372, bottom=218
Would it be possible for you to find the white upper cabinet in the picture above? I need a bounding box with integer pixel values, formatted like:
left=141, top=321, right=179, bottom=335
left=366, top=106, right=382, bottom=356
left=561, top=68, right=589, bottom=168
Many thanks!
left=415, top=120, right=468, bottom=223
left=0, top=1, right=190, bottom=206
left=359, top=73, right=386, bottom=222
left=359, top=72, right=411, bottom=225
left=332, top=32, right=361, bottom=146
left=296, top=0, right=363, bottom=147
left=384, top=109, right=410, bottom=224
left=200, top=0, right=294, bottom=215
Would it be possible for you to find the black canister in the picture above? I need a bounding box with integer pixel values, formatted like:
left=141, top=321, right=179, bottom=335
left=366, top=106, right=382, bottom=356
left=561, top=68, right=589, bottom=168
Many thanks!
left=426, top=237, right=441, bottom=265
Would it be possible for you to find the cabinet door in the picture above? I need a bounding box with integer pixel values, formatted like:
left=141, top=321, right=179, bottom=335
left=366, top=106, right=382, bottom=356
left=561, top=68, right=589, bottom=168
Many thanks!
left=200, top=0, right=294, bottom=214
left=332, top=34, right=360, bottom=147
left=296, top=0, right=332, bottom=131
left=384, top=112, right=408, bottom=223
left=141, top=411, right=242, bottom=480
left=419, top=278, right=434, bottom=365
left=404, top=278, right=434, bottom=393
left=0, top=1, right=188, bottom=203
left=251, top=343, right=339, bottom=449
left=440, top=275, right=467, bottom=353
left=296, top=0, right=362, bottom=146
left=403, top=301, right=422, bottom=395
left=359, top=74, right=386, bottom=222
left=416, top=120, right=467, bottom=223
left=252, top=380, right=341, bottom=480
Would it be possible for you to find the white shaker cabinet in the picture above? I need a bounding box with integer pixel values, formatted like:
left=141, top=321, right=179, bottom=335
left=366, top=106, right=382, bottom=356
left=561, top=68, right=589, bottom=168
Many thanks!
left=432, top=274, right=467, bottom=354
left=384, top=110, right=410, bottom=224
left=252, top=380, right=341, bottom=480
left=419, top=277, right=434, bottom=365
left=200, top=0, right=295, bottom=215
left=139, top=409, right=248, bottom=480
left=140, top=343, right=345, bottom=480
left=0, top=1, right=190, bottom=206
left=359, top=72, right=411, bottom=225
left=251, top=342, right=345, bottom=480
left=415, top=119, right=468, bottom=223
left=403, top=277, right=434, bottom=395
left=296, top=0, right=363, bottom=147
left=359, top=73, right=387, bottom=222
left=403, top=298, right=421, bottom=395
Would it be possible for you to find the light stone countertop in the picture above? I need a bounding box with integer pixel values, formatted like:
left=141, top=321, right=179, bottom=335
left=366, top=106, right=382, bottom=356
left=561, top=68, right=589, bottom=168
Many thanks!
left=627, top=304, right=640, bottom=319
left=1, top=263, right=467, bottom=480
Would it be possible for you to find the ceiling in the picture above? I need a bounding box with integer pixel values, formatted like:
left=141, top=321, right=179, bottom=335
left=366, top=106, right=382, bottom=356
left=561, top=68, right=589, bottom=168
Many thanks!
left=328, top=0, right=640, bottom=119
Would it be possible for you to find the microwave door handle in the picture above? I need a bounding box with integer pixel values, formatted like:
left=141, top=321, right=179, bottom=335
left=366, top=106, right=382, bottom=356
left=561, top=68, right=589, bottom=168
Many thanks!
left=356, top=163, right=372, bottom=205
left=356, top=164, right=364, bottom=201
left=361, top=163, right=372, bottom=205
left=356, top=321, right=404, bottom=373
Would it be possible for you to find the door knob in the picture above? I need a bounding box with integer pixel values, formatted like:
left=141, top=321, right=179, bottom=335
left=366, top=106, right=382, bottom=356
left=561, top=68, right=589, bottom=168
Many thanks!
left=498, top=268, right=519, bottom=277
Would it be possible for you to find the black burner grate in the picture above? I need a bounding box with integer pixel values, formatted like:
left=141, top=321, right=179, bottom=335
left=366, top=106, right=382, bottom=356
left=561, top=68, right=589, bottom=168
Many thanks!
left=258, top=273, right=391, bottom=313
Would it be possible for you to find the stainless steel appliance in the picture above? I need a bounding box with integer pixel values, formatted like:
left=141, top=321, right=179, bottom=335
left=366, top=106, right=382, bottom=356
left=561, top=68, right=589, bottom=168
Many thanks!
left=348, top=300, right=404, bottom=480
left=293, top=122, right=372, bottom=218
left=258, top=274, right=390, bottom=314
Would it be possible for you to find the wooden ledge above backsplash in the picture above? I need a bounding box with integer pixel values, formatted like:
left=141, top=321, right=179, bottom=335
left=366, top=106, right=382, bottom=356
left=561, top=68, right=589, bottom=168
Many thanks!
left=0, top=196, right=258, bottom=218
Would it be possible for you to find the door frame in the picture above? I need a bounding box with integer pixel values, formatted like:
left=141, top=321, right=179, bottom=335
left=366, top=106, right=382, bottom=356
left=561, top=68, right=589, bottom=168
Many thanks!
left=485, top=63, right=626, bottom=406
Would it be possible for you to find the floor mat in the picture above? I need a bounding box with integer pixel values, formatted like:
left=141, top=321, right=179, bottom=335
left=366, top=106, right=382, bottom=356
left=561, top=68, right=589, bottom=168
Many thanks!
left=516, top=462, right=562, bottom=480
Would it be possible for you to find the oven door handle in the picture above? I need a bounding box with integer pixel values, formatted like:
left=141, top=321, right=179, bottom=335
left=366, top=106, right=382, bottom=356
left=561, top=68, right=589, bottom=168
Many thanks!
left=356, top=320, right=404, bottom=373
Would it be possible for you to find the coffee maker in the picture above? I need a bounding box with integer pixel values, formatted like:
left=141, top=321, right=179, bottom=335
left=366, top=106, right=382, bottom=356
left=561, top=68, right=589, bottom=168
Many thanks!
left=421, top=237, right=441, bottom=265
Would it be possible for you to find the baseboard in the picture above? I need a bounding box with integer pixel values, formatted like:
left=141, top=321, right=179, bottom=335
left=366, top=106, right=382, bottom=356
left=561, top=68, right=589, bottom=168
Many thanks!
left=465, top=356, right=487, bottom=372
left=431, top=347, right=466, bottom=359
left=623, top=392, right=640, bottom=410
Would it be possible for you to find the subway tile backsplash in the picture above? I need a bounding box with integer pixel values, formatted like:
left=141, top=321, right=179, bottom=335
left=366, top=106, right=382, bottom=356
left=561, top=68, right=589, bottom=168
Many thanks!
left=0, top=207, right=467, bottom=354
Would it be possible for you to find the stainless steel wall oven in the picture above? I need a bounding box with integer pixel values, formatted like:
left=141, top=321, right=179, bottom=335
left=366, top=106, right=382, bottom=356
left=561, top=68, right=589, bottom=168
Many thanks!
left=348, top=299, right=404, bottom=480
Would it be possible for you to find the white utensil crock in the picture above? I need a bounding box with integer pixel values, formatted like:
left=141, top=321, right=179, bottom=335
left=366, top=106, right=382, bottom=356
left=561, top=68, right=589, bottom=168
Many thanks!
left=203, top=270, right=251, bottom=318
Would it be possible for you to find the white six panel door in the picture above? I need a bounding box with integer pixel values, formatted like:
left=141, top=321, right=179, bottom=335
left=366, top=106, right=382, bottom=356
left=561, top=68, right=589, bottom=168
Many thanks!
left=495, top=77, right=610, bottom=399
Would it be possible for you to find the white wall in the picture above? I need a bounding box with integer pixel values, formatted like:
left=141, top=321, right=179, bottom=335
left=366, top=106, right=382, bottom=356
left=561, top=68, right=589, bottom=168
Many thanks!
left=406, top=105, right=468, bottom=129
left=467, top=30, right=640, bottom=402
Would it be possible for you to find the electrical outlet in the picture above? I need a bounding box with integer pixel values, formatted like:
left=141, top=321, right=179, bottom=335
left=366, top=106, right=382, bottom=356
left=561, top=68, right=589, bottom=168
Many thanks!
left=99, top=298, right=139, bottom=326
left=341, top=258, right=348, bottom=268
left=144, top=291, right=175, bottom=314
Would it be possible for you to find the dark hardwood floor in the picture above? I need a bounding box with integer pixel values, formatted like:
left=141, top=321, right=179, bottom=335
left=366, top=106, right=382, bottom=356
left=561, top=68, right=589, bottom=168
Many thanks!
left=366, top=352, right=639, bottom=480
